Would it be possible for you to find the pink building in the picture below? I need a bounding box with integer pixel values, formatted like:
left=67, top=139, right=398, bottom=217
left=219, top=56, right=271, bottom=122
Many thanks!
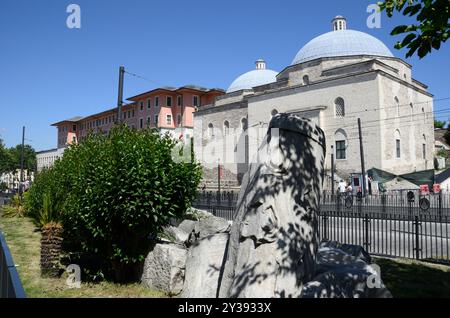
left=51, top=86, right=224, bottom=149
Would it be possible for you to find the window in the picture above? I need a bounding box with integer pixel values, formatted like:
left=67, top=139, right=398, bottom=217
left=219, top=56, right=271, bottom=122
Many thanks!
left=167, top=96, right=172, bottom=107
left=395, top=97, right=400, bottom=117
left=193, top=95, right=199, bottom=107
left=128, top=110, right=131, bottom=118
left=334, top=129, right=347, bottom=160
left=241, top=118, right=248, bottom=131
left=155, top=96, right=159, bottom=107
left=335, top=141, right=346, bottom=159
left=224, top=120, right=230, bottom=135
left=335, top=97, right=345, bottom=117
left=140, top=118, right=143, bottom=129
left=423, top=135, right=426, bottom=159
left=140, top=101, right=144, bottom=111
left=132, top=109, right=135, bottom=117
left=395, top=130, right=401, bottom=158
left=166, top=114, right=172, bottom=125
left=177, top=96, right=182, bottom=107
left=208, top=123, right=214, bottom=137
left=72, top=136, right=77, bottom=143
left=303, top=75, right=310, bottom=85
left=72, top=124, right=77, bottom=132
left=147, top=98, right=151, bottom=109
left=147, top=116, right=151, bottom=127
left=177, top=114, right=182, bottom=126
left=154, top=114, right=159, bottom=124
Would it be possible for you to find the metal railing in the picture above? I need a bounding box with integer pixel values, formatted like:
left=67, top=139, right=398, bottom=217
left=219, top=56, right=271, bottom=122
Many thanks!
left=318, top=191, right=450, bottom=263
left=194, top=189, right=450, bottom=264
left=0, top=231, right=26, bottom=298
left=192, top=191, right=238, bottom=221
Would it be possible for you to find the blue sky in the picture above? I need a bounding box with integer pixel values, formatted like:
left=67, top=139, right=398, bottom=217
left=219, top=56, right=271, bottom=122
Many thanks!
left=1, top=0, right=449, bottom=151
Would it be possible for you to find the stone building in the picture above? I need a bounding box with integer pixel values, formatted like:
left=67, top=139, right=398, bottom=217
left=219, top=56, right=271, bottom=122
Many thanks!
left=194, top=16, right=434, bottom=187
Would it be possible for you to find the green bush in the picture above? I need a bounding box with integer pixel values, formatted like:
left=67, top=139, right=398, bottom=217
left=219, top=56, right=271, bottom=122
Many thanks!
left=30, top=125, right=201, bottom=282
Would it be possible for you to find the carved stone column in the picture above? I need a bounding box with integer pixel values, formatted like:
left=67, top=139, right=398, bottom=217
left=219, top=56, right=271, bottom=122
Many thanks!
left=218, top=114, right=326, bottom=298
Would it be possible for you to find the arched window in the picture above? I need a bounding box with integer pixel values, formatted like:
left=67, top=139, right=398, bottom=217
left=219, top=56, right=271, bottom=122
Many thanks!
left=422, top=134, right=426, bottom=160
left=303, top=75, right=310, bottom=85
left=208, top=123, right=214, bottom=137
left=241, top=118, right=248, bottom=131
left=395, top=97, right=400, bottom=117
left=410, top=103, right=413, bottom=121
left=335, top=97, right=345, bottom=118
left=395, top=130, right=401, bottom=159
left=223, top=120, right=230, bottom=135
left=271, top=109, right=278, bottom=117
left=334, top=129, right=347, bottom=160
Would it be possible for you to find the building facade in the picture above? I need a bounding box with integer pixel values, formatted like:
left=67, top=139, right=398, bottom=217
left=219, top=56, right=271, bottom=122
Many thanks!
left=36, top=147, right=66, bottom=172
left=194, top=16, right=435, bottom=187
left=40, top=85, right=224, bottom=170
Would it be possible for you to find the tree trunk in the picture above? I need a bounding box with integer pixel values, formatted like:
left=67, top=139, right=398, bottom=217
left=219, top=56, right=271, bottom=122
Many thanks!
left=40, top=223, right=63, bottom=277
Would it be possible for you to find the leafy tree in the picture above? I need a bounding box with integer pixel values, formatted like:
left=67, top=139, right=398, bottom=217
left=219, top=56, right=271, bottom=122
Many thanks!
left=378, top=0, right=450, bottom=58
left=0, top=137, right=12, bottom=174
left=7, top=144, right=37, bottom=173
left=435, top=119, right=446, bottom=128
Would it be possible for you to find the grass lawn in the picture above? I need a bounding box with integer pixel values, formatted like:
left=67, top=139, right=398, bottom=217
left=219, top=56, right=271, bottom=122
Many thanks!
left=373, top=257, right=450, bottom=298
left=0, top=213, right=166, bottom=298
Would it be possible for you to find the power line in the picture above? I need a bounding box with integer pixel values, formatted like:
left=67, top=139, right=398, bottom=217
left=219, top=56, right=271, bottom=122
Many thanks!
left=124, top=70, right=172, bottom=88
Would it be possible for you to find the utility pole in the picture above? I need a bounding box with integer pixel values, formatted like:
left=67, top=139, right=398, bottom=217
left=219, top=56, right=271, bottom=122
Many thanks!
left=358, top=118, right=367, bottom=196
left=19, top=126, right=25, bottom=197
left=331, top=145, right=335, bottom=198
left=117, top=66, right=125, bottom=123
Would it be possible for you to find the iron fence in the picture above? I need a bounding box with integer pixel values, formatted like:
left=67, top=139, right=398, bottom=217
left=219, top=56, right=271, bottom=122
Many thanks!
left=0, top=231, right=26, bottom=298
left=193, top=189, right=450, bottom=264
left=318, top=191, right=450, bottom=263
left=192, top=191, right=238, bottom=221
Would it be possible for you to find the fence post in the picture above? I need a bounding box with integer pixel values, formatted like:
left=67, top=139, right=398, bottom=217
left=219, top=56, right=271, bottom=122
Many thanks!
left=323, top=213, right=328, bottom=241
left=413, top=215, right=421, bottom=260
left=336, top=192, right=341, bottom=214
left=439, top=191, right=442, bottom=222
left=363, top=213, right=370, bottom=252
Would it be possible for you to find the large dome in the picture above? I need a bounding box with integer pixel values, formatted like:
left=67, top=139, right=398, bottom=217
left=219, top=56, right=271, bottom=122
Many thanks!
left=227, top=60, right=278, bottom=93
left=292, top=29, right=394, bottom=65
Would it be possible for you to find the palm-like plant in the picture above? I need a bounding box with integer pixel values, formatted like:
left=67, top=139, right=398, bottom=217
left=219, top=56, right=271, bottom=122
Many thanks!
left=1, top=194, right=26, bottom=218
left=39, top=191, right=64, bottom=277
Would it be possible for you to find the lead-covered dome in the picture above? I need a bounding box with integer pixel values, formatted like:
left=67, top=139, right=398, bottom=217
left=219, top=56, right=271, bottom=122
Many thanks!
left=227, top=59, right=278, bottom=93
left=292, top=16, right=394, bottom=65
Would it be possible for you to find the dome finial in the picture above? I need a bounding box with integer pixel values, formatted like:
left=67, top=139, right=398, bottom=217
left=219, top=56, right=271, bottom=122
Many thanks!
left=332, top=16, right=347, bottom=31
left=255, top=59, right=266, bottom=70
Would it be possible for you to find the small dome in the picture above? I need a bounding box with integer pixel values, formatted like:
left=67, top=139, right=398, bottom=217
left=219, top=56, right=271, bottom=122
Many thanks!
left=227, top=60, right=278, bottom=93
left=292, top=29, right=394, bottom=65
